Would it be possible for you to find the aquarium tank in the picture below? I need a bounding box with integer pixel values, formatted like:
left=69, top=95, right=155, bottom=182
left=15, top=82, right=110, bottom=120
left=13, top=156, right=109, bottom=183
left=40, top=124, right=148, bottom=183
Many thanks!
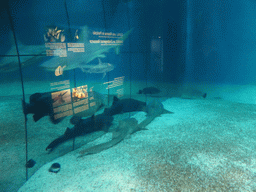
left=1, top=0, right=256, bottom=191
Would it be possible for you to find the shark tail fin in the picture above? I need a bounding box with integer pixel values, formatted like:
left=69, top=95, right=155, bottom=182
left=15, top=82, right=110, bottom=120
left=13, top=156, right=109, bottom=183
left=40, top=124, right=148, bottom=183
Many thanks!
left=98, top=58, right=102, bottom=65
left=119, top=28, right=133, bottom=42
left=33, top=114, right=42, bottom=122
left=114, top=28, right=133, bottom=55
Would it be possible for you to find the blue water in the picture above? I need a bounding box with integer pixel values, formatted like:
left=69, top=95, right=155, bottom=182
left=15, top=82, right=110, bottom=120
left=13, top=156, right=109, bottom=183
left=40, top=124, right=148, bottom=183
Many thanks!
left=1, top=0, right=256, bottom=191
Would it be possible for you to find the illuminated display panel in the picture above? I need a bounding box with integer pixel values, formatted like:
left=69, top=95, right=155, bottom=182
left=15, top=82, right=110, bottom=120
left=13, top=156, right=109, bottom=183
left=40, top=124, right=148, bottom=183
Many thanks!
left=103, top=76, right=125, bottom=98
left=43, top=25, right=127, bottom=58
left=71, top=85, right=99, bottom=115
left=41, top=26, right=130, bottom=119
left=49, top=80, right=73, bottom=120
left=90, top=30, right=125, bottom=46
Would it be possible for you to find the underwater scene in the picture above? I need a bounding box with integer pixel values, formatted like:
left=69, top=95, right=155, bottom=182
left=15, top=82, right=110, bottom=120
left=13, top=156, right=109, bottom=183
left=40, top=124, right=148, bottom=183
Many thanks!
left=1, top=0, right=256, bottom=191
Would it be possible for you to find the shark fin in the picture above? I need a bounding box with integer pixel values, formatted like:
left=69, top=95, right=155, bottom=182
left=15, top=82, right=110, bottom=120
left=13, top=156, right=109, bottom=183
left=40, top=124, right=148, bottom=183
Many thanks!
left=102, top=72, right=106, bottom=79
left=98, top=54, right=106, bottom=58
left=98, top=58, right=103, bottom=65
left=64, top=127, right=71, bottom=135
left=112, top=131, right=121, bottom=139
left=119, top=28, right=133, bottom=42
left=78, top=25, right=89, bottom=43
left=115, top=46, right=120, bottom=55
left=113, top=96, right=119, bottom=105
left=33, top=114, right=43, bottom=122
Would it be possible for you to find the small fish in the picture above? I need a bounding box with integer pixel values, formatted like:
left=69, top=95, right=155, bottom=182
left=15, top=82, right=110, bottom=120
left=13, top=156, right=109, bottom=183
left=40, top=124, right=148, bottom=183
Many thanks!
left=25, top=159, right=36, bottom=168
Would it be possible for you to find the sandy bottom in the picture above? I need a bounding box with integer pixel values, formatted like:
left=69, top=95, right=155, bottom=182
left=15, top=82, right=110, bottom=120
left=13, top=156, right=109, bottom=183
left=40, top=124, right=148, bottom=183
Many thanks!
left=1, top=80, right=256, bottom=191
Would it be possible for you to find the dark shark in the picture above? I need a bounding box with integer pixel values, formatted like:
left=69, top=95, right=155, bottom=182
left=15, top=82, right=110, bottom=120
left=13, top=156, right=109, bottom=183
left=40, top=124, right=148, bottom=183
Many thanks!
left=79, top=99, right=173, bottom=157
left=103, top=96, right=147, bottom=116
left=137, top=87, right=161, bottom=95
left=23, top=90, right=106, bottom=124
left=22, top=92, right=64, bottom=124
left=46, top=114, right=113, bottom=151
left=79, top=118, right=144, bottom=156
left=103, top=96, right=173, bottom=117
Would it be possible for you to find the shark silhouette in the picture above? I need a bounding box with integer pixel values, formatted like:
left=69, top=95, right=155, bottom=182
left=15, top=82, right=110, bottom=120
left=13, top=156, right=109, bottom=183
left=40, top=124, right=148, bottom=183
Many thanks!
left=81, top=58, right=114, bottom=78
left=40, top=26, right=133, bottom=73
left=103, top=96, right=173, bottom=117
left=79, top=118, right=144, bottom=156
left=46, top=114, right=113, bottom=151
left=78, top=99, right=173, bottom=157
left=23, top=90, right=106, bottom=124
left=0, top=32, right=47, bottom=73
left=103, top=96, right=147, bottom=116
left=22, top=92, right=67, bottom=124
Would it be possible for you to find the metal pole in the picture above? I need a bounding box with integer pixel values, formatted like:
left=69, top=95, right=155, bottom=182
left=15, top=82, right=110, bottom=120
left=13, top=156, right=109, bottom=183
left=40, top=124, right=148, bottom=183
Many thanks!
left=6, top=2, right=28, bottom=180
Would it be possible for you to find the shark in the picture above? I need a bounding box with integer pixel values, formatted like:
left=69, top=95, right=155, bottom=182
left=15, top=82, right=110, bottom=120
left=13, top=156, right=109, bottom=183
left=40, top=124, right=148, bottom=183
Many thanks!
left=103, top=96, right=173, bottom=117
left=0, top=32, right=47, bottom=73
left=78, top=118, right=144, bottom=156
left=47, top=97, right=170, bottom=152
left=81, top=58, right=114, bottom=79
left=137, top=87, right=161, bottom=95
left=23, top=90, right=106, bottom=124
left=78, top=99, right=172, bottom=157
left=46, top=114, right=113, bottom=151
left=103, top=96, right=147, bottom=116
left=40, top=26, right=133, bottom=73
left=22, top=92, right=64, bottom=124
left=0, top=45, right=46, bottom=73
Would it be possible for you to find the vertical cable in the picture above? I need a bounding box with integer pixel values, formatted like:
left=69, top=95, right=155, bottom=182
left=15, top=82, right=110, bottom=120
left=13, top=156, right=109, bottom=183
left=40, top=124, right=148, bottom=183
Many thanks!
left=64, top=0, right=76, bottom=150
left=145, top=5, right=149, bottom=104
left=185, top=0, right=191, bottom=83
left=125, top=3, right=132, bottom=117
left=101, top=0, right=110, bottom=105
left=6, top=2, right=28, bottom=180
